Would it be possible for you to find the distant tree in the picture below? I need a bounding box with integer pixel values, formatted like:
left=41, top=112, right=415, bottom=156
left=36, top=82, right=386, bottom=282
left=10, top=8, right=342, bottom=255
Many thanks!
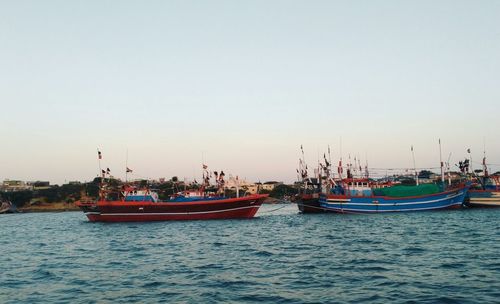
left=139, top=179, right=148, bottom=187
left=59, top=183, right=85, bottom=200
left=259, top=189, right=272, bottom=195
left=400, top=179, right=416, bottom=186
left=85, top=179, right=100, bottom=198
left=37, top=186, right=61, bottom=203
left=171, top=176, right=178, bottom=183
left=1, top=190, right=33, bottom=207
left=418, top=170, right=434, bottom=179
left=270, top=184, right=298, bottom=198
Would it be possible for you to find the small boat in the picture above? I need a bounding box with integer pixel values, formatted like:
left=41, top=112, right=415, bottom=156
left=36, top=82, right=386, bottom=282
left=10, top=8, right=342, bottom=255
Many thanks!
left=319, top=183, right=469, bottom=214
left=294, top=146, right=331, bottom=213
left=463, top=154, right=500, bottom=208
left=295, top=178, right=325, bottom=213
left=0, top=200, right=16, bottom=214
left=466, top=176, right=500, bottom=208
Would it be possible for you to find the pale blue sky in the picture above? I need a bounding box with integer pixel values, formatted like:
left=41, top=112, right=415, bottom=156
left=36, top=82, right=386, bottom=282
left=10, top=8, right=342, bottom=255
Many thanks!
left=1, top=0, right=499, bottom=184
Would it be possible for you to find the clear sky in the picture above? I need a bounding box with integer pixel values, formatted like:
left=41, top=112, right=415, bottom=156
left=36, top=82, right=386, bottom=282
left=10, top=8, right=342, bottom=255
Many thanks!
left=1, top=0, right=499, bottom=184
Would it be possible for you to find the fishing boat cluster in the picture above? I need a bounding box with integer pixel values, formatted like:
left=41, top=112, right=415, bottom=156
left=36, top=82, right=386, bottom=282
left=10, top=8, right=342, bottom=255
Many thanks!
left=2, top=146, right=499, bottom=221
left=295, top=146, right=500, bottom=214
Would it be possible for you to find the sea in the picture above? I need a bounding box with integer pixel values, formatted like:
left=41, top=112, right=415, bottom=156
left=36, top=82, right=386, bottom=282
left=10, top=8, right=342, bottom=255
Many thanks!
left=0, top=204, right=499, bottom=303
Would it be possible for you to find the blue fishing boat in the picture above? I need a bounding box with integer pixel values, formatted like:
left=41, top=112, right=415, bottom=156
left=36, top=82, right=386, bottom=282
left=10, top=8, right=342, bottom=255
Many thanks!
left=319, top=183, right=469, bottom=214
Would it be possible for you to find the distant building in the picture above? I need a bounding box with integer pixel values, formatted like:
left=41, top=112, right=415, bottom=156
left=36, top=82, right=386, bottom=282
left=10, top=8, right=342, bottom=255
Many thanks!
left=29, top=181, right=51, bottom=190
left=1, top=180, right=32, bottom=192
left=262, top=181, right=282, bottom=191
left=244, top=184, right=257, bottom=194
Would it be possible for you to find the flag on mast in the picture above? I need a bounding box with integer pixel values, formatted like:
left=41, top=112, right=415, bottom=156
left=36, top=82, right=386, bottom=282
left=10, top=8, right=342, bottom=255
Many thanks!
left=126, top=167, right=133, bottom=173
left=98, top=150, right=102, bottom=160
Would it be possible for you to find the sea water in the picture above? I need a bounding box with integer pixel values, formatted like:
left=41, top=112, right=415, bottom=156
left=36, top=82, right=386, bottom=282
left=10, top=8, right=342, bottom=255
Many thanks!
left=0, top=205, right=499, bottom=303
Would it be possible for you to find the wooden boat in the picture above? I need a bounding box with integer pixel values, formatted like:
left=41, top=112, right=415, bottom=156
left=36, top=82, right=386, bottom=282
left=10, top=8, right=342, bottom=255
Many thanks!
left=77, top=187, right=268, bottom=222
left=295, top=178, right=326, bottom=213
left=77, top=157, right=268, bottom=222
left=464, top=153, right=500, bottom=208
left=319, top=183, right=469, bottom=214
left=294, top=146, right=333, bottom=213
left=466, top=176, right=500, bottom=208
left=0, top=201, right=15, bottom=214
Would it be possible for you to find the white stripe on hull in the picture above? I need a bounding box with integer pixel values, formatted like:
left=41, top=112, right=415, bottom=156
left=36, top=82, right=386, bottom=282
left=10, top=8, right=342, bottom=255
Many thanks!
left=322, top=202, right=462, bottom=213
left=325, top=192, right=463, bottom=206
left=468, top=200, right=500, bottom=206
left=85, top=205, right=260, bottom=216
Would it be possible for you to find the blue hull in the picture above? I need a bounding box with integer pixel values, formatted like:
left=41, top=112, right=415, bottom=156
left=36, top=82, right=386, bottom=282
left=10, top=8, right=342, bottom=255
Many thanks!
left=320, top=186, right=468, bottom=214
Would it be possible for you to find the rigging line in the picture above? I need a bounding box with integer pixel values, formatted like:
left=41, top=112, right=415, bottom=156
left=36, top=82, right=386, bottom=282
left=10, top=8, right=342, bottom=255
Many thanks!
left=469, top=161, right=500, bottom=166
left=294, top=202, right=333, bottom=212
left=259, top=204, right=290, bottom=213
left=368, top=167, right=441, bottom=170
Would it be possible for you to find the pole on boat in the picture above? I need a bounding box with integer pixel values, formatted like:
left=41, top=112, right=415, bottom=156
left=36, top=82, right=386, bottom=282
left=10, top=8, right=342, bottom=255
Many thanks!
left=300, top=144, right=307, bottom=191
left=365, top=152, right=369, bottom=179
left=483, top=138, right=488, bottom=178
left=411, top=145, right=419, bottom=186
left=447, top=152, right=452, bottom=186
left=339, top=136, right=343, bottom=180
left=97, top=148, right=102, bottom=176
left=236, top=175, right=240, bottom=198
left=439, top=139, right=445, bottom=185
left=125, top=148, right=129, bottom=183
left=467, top=148, right=473, bottom=177
left=97, top=148, right=104, bottom=200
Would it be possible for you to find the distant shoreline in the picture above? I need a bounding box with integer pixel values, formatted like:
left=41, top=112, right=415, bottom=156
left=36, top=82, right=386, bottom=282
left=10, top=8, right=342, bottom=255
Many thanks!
left=18, top=202, right=79, bottom=213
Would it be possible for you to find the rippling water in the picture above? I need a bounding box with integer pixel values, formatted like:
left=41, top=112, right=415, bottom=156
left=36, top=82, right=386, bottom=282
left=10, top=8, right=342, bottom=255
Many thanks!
left=1, top=205, right=499, bottom=303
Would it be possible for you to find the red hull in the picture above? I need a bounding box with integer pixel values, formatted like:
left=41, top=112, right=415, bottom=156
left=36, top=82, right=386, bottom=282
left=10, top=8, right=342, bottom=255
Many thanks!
left=77, top=194, right=268, bottom=222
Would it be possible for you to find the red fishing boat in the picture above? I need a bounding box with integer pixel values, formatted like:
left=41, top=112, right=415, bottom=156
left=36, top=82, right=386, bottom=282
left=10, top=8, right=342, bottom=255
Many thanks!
left=77, top=156, right=268, bottom=222
left=76, top=192, right=268, bottom=222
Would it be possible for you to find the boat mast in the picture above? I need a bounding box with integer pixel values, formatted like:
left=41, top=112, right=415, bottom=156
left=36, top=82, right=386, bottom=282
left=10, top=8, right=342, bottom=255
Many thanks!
left=439, top=139, right=445, bottom=184
left=467, top=148, right=473, bottom=177
left=446, top=152, right=452, bottom=186
left=125, top=148, right=129, bottom=183
left=298, top=145, right=308, bottom=195
left=339, top=136, right=343, bottom=181
left=411, top=145, right=419, bottom=185
left=97, top=148, right=104, bottom=200
left=483, top=138, right=488, bottom=178
left=364, top=152, right=369, bottom=179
